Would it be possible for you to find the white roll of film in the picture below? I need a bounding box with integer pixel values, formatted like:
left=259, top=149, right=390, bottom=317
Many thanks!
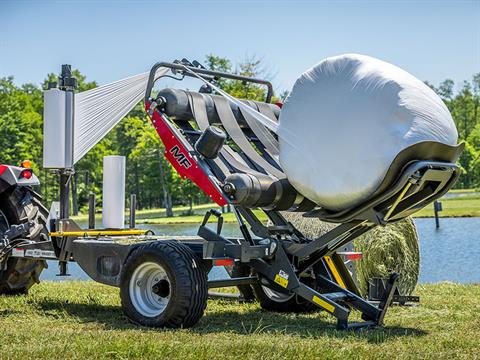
left=43, top=88, right=67, bottom=168
left=102, top=155, right=126, bottom=229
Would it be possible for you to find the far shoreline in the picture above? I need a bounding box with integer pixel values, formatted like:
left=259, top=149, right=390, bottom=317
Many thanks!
left=135, top=214, right=480, bottom=225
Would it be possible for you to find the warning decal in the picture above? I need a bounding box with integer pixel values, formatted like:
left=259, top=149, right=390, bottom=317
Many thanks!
left=274, top=270, right=289, bottom=288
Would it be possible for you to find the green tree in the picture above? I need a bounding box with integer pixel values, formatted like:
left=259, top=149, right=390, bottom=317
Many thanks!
left=438, top=79, right=454, bottom=100
left=0, top=77, right=43, bottom=169
left=205, top=55, right=273, bottom=101
left=432, top=73, right=480, bottom=189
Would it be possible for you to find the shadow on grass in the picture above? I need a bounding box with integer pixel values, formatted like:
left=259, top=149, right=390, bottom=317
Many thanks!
left=0, top=309, right=22, bottom=316
left=31, top=299, right=427, bottom=343
left=197, top=309, right=427, bottom=343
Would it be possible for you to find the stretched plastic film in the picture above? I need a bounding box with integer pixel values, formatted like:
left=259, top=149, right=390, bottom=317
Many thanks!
left=73, top=68, right=168, bottom=164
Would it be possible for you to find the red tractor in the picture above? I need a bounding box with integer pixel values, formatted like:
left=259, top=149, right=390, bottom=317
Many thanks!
left=0, top=162, right=48, bottom=294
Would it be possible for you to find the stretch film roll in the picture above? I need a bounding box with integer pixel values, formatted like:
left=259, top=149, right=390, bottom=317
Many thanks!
left=43, top=89, right=67, bottom=168
left=102, top=155, right=126, bottom=229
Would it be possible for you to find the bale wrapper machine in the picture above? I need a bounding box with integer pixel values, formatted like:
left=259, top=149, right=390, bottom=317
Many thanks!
left=0, top=60, right=463, bottom=329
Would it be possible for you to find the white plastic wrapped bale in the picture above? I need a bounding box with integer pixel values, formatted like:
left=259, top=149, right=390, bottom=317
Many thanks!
left=278, top=54, right=458, bottom=211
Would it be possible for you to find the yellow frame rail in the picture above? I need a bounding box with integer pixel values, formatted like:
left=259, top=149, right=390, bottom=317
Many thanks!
left=383, top=181, right=413, bottom=221
left=49, top=229, right=148, bottom=237
left=324, top=255, right=347, bottom=289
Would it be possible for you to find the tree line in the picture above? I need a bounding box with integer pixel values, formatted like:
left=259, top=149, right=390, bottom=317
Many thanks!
left=425, top=75, right=480, bottom=189
left=0, top=55, right=478, bottom=215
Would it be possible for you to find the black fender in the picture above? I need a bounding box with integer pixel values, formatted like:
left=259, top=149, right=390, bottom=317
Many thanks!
left=0, top=165, right=40, bottom=194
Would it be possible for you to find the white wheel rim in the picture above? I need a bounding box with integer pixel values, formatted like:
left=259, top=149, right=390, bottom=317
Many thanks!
left=129, top=262, right=171, bottom=317
left=261, top=285, right=294, bottom=303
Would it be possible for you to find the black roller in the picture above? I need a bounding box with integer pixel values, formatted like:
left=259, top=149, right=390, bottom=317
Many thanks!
left=157, top=88, right=280, bottom=125
left=222, top=173, right=315, bottom=211
left=195, top=126, right=226, bottom=159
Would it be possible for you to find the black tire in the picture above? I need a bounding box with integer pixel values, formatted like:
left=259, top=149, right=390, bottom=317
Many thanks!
left=252, top=278, right=317, bottom=313
left=0, top=187, right=48, bottom=295
left=120, top=240, right=208, bottom=328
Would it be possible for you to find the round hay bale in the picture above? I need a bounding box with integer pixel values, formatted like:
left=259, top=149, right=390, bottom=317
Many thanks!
left=354, top=217, right=419, bottom=296
left=281, top=213, right=419, bottom=296
left=281, top=212, right=336, bottom=238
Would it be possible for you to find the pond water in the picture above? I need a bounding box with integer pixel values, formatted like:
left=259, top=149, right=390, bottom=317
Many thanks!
left=40, top=217, right=480, bottom=284
left=415, top=217, right=479, bottom=283
left=443, top=191, right=479, bottom=199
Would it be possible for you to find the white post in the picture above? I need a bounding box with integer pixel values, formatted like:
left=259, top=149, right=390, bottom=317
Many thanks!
left=102, top=155, right=126, bottom=229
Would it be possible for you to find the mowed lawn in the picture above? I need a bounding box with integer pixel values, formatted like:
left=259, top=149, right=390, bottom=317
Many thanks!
left=414, top=195, right=480, bottom=218
left=0, top=282, right=478, bottom=359
left=132, top=196, right=480, bottom=224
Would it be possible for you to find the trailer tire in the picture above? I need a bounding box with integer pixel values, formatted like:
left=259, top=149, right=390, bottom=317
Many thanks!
left=0, top=187, right=48, bottom=295
left=120, top=240, right=208, bottom=328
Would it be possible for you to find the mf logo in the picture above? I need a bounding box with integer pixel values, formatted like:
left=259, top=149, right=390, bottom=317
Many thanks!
left=169, top=145, right=192, bottom=169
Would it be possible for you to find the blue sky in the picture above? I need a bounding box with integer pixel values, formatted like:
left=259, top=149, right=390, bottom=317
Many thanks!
left=1, top=0, right=478, bottom=94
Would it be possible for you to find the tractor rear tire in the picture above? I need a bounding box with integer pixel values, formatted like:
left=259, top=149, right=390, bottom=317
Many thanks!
left=0, top=187, right=48, bottom=295
left=120, top=240, right=208, bottom=328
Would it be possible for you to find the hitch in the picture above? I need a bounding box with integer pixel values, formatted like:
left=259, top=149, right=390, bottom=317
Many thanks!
left=0, top=222, right=35, bottom=267
left=1, top=222, right=33, bottom=245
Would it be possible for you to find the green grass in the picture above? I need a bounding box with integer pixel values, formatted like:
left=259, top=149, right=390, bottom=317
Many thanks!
left=72, top=204, right=269, bottom=225
left=72, top=203, right=216, bottom=222
left=413, top=195, right=480, bottom=218
left=448, top=188, right=478, bottom=193
left=136, top=195, right=480, bottom=224
left=0, top=282, right=478, bottom=359
left=136, top=210, right=269, bottom=225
